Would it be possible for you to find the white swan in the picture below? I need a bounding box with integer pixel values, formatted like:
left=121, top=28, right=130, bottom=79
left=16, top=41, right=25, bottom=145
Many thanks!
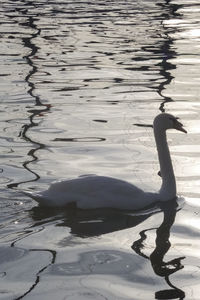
left=24, top=113, right=186, bottom=210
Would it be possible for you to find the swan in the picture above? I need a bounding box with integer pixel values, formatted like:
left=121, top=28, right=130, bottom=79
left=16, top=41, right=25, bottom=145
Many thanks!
left=24, top=113, right=187, bottom=210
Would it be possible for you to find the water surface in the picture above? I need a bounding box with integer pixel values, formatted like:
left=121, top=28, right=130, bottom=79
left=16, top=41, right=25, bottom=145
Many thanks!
left=0, top=0, right=200, bottom=299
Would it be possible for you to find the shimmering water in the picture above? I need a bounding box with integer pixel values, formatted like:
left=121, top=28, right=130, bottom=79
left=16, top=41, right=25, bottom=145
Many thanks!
left=0, top=0, right=200, bottom=299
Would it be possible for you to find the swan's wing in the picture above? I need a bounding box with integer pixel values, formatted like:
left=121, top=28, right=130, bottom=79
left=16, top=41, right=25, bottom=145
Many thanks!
left=23, top=176, right=159, bottom=209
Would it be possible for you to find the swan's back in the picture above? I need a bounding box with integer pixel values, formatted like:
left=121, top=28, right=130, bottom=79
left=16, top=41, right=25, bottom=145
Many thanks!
left=27, top=176, right=159, bottom=210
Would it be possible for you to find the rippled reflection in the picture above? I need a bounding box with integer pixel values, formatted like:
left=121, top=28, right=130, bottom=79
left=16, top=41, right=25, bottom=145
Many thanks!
left=30, top=206, right=158, bottom=237
left=28, top=198, right=186, bottom=299
left=1, top=0, right=186, bottom=190
left=132, top=200, right=185, bottom=299
left=0, top=0, right=200, bottom=299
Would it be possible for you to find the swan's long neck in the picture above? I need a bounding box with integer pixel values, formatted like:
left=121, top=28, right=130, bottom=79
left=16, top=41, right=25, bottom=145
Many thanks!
left=154, top=127, right=176, bottom=201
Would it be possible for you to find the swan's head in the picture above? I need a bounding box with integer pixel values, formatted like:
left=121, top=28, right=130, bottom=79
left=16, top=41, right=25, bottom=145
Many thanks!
left=153, top=113, right=187, bottom=133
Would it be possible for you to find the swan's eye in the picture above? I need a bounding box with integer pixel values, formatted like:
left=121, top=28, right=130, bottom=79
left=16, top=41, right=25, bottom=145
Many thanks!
left=169, top=117, right=180, bottom=125
left=169, top=117, right=184, bottom=129
left=169, top=117, right=176, bottom=123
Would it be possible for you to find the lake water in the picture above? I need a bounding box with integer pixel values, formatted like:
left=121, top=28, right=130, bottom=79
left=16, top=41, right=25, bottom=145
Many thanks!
left=0, top=0, right=200, bottom=299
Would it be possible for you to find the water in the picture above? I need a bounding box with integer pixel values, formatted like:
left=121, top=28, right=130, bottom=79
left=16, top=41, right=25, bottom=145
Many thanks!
left=0, top=0, right=200, bottom=299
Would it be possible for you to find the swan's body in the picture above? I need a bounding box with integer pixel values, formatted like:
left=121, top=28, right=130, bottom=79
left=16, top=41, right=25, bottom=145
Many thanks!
left=26, top=176, right=159, bottom=210
left=24, top=113, right=186, bottom=210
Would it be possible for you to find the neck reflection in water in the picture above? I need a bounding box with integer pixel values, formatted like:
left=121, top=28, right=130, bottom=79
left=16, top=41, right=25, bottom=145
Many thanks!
left=132, top=199, right=185, bottom=300
left=31, top=199, right=185, bottom=299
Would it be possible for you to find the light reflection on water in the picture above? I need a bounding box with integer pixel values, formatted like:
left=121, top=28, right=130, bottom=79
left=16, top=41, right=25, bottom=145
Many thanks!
left=0, top=0, right=200, bottom=299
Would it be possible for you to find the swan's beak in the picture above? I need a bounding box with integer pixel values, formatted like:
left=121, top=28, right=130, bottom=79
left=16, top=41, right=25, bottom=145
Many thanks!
left=174, top=120, right=187, bottom=133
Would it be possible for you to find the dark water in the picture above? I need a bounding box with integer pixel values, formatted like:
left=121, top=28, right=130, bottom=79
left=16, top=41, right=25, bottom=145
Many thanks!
left=0, top=0, right=200, bottom=299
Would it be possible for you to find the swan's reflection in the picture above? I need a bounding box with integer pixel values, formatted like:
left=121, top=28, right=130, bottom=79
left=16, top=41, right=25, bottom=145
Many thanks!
left=30, top=205, right=157, bottom=237
left=132, top=199, right=185, bottom=299
left=30, top=200, right=185, bottom=299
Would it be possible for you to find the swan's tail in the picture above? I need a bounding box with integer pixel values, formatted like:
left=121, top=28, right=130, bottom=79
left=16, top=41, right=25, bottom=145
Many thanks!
left=23, top=190, right=46, bottom=204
